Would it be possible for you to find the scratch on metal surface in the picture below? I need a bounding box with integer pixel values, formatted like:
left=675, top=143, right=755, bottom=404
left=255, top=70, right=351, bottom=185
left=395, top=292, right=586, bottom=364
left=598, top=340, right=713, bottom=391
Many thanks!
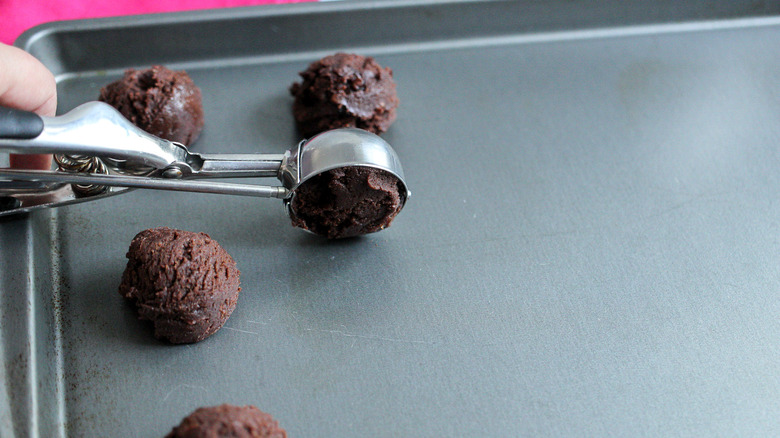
left=220, top=326, right=260, bottom=336
left=637, top=193, right=724, bottom=222
left=245, top=320, right=270, bottom=325
left=303, top=328, right=432, bottom=345
left=161, top=384, right=207, bottom=402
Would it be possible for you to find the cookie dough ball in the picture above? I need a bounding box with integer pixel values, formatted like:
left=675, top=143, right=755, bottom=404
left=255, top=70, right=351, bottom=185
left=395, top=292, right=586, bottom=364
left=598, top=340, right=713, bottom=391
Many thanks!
left=99, top=65, right=204, bottom=146
left=166, top=404, right=287, bottom=438
left=118, top=227, right=240, bottom=344
left=290, top=53, right=399, bottom=138
left=290, top=166, right=405, bottom=239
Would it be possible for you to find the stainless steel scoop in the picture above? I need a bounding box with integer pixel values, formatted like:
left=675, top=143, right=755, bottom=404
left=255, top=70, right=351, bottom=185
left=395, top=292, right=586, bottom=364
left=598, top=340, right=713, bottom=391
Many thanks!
left=0, top=102, right=410, bottom=234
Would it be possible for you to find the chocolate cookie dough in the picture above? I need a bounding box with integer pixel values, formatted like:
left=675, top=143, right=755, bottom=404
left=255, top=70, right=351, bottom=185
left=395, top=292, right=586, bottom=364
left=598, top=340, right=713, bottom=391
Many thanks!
left=99, top=65, right=204, bottom=146
left=290, top=166, right=405, bottom=239
left=166, top=404, right=287, bottom=438
left=118, top=227, right=240, bottom=344
left=290, top=53, right=399, bottom=138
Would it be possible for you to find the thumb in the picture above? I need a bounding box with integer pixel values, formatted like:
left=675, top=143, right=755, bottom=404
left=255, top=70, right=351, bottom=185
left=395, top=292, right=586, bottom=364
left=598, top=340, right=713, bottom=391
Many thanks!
left=0, top=42, right=56, bottom=117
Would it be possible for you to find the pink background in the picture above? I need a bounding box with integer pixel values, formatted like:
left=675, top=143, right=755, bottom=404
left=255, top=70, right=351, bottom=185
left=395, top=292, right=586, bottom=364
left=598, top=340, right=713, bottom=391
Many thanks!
left=1, top=0, right=310, bottom=45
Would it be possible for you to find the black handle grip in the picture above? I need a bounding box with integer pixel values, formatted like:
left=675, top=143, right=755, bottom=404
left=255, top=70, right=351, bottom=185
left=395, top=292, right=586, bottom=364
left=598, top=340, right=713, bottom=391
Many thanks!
left=0, top=105, right=44, bottom=139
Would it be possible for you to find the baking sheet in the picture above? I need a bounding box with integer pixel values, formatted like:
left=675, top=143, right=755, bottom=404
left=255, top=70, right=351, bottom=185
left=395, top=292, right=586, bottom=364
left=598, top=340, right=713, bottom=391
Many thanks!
left=4, top=0, right=780, bottom=436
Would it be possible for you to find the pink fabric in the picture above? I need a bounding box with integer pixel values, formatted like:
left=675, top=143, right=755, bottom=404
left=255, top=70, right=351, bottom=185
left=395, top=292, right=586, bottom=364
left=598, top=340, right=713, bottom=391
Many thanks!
left=0, top=0, right=310, bottom=45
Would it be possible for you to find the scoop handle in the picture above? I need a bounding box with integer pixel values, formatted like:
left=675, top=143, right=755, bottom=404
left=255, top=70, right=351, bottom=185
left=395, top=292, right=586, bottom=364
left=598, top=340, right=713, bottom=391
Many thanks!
left=0, top=106, right=44, bottom=139
left=0, top=101, right=189, bottom=169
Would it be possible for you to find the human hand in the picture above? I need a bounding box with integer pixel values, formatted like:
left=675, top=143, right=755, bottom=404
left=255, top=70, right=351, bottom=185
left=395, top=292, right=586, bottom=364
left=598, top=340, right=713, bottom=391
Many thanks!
left=0, top=42, right=56, bottom=169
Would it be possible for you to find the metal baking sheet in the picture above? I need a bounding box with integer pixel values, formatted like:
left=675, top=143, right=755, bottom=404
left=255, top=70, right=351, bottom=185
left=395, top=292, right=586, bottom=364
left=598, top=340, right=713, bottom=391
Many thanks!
left=4, top=0, right=780, bottom=436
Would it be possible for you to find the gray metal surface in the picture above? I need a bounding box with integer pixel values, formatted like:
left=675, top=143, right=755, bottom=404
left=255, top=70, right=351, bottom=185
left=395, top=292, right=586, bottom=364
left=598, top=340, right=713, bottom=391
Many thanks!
left=4, top=0, right=780, bottom=436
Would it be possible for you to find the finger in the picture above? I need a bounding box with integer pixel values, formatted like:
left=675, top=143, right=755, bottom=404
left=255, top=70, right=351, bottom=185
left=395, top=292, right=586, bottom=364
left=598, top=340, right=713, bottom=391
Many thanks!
left=9, top=154, right=51, bottom=169
left=0, top=43, right=56, bottom=169
left=0, top=42, right=57, bottom=116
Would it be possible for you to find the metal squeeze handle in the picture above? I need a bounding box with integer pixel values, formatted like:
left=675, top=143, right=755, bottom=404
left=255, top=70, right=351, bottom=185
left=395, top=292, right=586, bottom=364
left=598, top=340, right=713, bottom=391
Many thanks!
left=0, top=106, right=44, bottom=139
left=0, top=102, right=290, bottom=200
left=0, top=102, right=188, bottom=169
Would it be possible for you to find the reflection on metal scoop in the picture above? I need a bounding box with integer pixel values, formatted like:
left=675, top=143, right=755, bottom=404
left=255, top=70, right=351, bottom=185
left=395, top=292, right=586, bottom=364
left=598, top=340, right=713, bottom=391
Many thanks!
left=0, top=102, right=410, bottom=237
